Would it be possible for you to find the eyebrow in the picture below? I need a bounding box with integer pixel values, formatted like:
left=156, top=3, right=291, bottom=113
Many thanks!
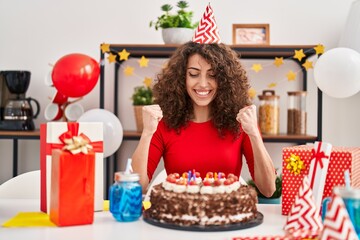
left=187, top=67, right=200, bottom=71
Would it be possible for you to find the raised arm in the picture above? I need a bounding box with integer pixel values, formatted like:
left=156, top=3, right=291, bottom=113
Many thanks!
left=132, top=104, right=163, bottom=190
left=236, top=104, right=276, bottom=197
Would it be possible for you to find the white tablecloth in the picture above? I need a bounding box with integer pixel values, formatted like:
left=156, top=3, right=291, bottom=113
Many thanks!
left=0, top=199, right=287, bottom=240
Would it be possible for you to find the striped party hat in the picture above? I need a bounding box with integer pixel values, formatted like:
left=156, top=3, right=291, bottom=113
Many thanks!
left=192, top=4, right=221, bottom=44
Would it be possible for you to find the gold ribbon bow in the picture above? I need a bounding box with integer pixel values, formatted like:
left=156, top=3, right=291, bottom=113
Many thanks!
left=285, top=153, right=305, bottom=175
left=62, top=136, right=93, bottom=154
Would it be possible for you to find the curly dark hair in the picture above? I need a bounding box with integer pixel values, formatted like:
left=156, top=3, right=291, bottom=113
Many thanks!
left=153, top=41, right=251, bottom=137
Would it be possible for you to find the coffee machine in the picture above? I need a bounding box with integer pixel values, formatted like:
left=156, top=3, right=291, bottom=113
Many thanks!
left=0, top=70, right=40, bottom=131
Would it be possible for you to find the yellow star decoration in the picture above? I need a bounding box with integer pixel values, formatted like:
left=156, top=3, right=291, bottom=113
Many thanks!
left=143, top=77, right=153, bottom=87
left=286, top=70, right=296, bottom=81
left=124, top=66, right=134, bottom=76
left=107, top=53, right=117, bottom=63
left=314, top=44, right=325, bottom=56
left=293, top=49, right=306, bottom=62
left=285, top=153, right=305, bottom=175
left=118, top=49, right=130, bottom=61
left=251, top=64, right=263, bottom=73
left=248, top=88, right=256, bottom=99
left=100, top=43, right=110, bottom=54
left=302, top=60, right=313, bottom=71
left=273, top=57, right=284, bottom=67
left=138, top=56, right=149, bottom=68
left=267, top=82, right=277, bottom=88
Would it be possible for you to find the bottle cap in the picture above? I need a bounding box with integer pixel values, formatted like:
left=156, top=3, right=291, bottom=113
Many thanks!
left=114, top=171, right=140, bottom=182
left=334, top=187, right=360, bottom=199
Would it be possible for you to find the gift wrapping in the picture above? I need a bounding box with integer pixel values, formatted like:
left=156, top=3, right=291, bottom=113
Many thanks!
left=40, top=122, right=103, bottom=213
left=282, top=144, right=360, bottom=215
left=307, top=141, right=332, bottom=213
left=50, top=149, right=95, bottom=226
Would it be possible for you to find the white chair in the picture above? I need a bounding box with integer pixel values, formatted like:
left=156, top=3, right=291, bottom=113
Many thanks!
left=144, top=169, right=247, bottom=201
left=0, top=170, right=40, bottom=199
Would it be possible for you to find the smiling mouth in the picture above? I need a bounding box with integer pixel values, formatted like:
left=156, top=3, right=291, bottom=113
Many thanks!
left=195, top=90, right=211, bottom=96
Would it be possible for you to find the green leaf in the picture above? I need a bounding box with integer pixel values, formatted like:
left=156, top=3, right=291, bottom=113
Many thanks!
left=131, top=86, right=153, bottom=106
left=149, top=1, right=196, bottom=30
left=247, top=174, right=282, bottom=199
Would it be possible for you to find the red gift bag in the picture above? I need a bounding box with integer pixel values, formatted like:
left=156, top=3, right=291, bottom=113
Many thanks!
left=282, top=145, right=360, bottom=216
left=49, top=149, right=95, bottom=226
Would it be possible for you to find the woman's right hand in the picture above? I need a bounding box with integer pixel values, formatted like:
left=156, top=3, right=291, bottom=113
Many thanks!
left=142, top=104, right=163, bottom=134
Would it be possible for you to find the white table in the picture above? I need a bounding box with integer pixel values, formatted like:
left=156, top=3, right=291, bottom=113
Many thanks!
left=0, top=199, right=287, bottom=240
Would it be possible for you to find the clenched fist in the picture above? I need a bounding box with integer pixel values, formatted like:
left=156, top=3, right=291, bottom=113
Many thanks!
left=142, top=104, right=163, bottom=134
left=236, top=104, right=260, bottom=136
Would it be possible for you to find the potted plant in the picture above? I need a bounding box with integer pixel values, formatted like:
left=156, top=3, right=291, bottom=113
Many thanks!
left=131, top=86, right=153, bottom=132
left=247, top=173, right=282, bottom=204
left=149, top=1, right=198, bottom=44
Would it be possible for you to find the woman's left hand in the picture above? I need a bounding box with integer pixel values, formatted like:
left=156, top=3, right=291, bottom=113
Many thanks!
left=236, top=104, right=259, bottom=136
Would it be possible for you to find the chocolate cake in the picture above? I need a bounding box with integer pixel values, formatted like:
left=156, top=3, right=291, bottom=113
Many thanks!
left=147, top=172, right=258, bottom=226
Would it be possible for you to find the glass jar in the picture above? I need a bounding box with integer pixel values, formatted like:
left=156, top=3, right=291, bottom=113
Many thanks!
left=258, top=90, right=280, bottom=135
left=287, top=91, right=307, bottom=135
left=109, top=172, right=142, bottom=222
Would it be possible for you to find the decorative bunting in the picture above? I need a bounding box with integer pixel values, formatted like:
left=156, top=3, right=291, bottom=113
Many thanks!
left=293, top=49, right=306, bottom=62
left=119, top=49, right=130, bottom=61
left=107, top=53, right=117, bottom=63
left=273, top=57, right=284, bottom=67
left=267, top=83, right=277, bottom=88
left=248, top=88, right=256, bottom=99
left=99, top=43, right=326, bottom=99
left=286, top=70, right=296, bottom=81
left=100, top=43, right=110, bottom=54
left=138, top=56, right=149, bottom=67
left=143, top=77, right=153, bottom=87
left=320, top=194, right=358, bottom=240
left=284, top=176, right=323, bottom=236
left=192, top=4, right=221, bottom=44
left=314, top=44, right=325, bottom=55
left=251, top=63, right=263, bottom=73
left=302, top=60, right=313, bottom=70
left=124, top=66, right=134, bottom=76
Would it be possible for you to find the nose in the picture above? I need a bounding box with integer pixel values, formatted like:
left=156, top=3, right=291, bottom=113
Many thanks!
left=199, top=74, right=208, bottom=87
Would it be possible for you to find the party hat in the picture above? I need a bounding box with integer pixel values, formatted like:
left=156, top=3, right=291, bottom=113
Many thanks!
left=284, top=176, right=323, bottom=236
left=192, top=4, right=221, bottom=44
left=320, top=194, right=358, bottom=240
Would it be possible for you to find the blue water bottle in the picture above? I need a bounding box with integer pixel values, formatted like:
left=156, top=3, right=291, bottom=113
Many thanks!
left=109, top=171, right=142, bottom=222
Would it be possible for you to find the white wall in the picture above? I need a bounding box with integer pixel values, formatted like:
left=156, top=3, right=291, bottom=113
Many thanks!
left=0, top=0, right=359, bottom=184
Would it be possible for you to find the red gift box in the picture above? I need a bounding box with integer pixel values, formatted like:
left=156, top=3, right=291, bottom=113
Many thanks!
left=282, top=145, right=360, bottom=215
left=50, top=149, right=95, bottom=226
left=40, top=122, right=103, bottom=213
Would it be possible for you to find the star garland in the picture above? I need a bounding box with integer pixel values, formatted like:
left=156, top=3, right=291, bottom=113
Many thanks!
left=100, top=43, right=325, bottom=97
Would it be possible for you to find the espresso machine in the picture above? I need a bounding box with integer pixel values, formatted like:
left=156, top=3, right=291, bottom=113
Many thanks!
left=0, top=70, right=40, bottom=130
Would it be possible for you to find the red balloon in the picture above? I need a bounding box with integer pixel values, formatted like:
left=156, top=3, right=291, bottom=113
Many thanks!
left=52, top=53, right=100, bottom=98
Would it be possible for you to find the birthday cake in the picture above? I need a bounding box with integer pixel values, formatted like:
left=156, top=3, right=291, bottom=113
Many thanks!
left=147, top=172, right=258, bottom=226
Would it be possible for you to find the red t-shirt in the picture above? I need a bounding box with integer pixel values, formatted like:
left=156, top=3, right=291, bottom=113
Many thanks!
left=147, top=120, right=255, bottom=181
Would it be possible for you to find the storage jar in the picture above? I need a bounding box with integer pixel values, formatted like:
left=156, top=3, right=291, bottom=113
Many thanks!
left=258, top=90, right=280, bottom=135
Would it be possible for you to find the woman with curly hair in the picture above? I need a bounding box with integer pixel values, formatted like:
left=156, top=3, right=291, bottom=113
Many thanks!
left=132, top=41, right=276, bottom=197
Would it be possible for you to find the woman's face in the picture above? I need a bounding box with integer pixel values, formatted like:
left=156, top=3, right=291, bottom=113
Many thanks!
left=186, top=54, right=218, bottom=107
